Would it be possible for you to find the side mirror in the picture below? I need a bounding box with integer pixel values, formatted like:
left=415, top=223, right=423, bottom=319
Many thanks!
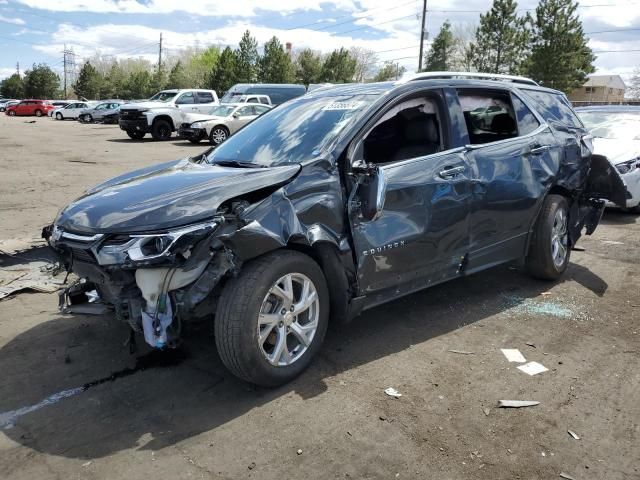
left=232, top=112, right=240, bottom=118
left=359, top=166, right=387, bottom=222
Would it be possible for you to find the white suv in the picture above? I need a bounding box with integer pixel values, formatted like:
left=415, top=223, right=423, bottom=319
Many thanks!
left=118, top=89, right=219, bottom=140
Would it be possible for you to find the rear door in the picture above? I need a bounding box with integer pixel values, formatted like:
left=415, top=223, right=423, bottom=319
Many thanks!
left=16, top=101, right=29, bottom=115
left=193, top=91, right=217, bottom=113
left=348, top=89, right=473, bottom=296
left=455, top=88, right=556, bottom=271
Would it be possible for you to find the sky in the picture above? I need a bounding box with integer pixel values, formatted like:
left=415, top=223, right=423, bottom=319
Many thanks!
left=0, top=0, right=638, bottom=83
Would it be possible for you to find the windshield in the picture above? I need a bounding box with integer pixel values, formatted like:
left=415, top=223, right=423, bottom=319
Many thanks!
left=148, top=91, right=178, bottom=102
left=207, top=105, right=236, bottom=116
left=206, top=94, right=376, bottom=167
left=220, top=91, right=245, bottom=103
left=577, top=111, right=640, bottom=140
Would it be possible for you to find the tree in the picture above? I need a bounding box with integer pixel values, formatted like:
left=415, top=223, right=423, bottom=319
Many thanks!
left=259, top=36, right=295, bottom=83
left=0, top=73, right=24, bottom=98
left=74, top=62, right=102, bottom=99
left=235, top=30, right=259, bottom=83
left=628, top=69, right=640, bottom=99
left=209, top=46, right=238, bottom=93
left=167, top=61, right=190, bottom=89
left=149, top=66, right=167, bottom=94
left=320, top=48, right=357, bottom=83
left=469, top=0, right=528, bottom=74
left=350, top=47, right=378, bottom=82
left=294, top=48, right=323, bottom=85
left=524, top=0, right=595, bottom=92
left=372, top=62, right=405, bottom=82
left=121, top=70, right=152, bottom=99
left=23, top=64, right=60, bottom=99
left=423, top=20, right=458, bottom=71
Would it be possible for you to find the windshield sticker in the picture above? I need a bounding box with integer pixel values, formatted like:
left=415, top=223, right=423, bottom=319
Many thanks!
left=322, top=101, right=362, bottom=111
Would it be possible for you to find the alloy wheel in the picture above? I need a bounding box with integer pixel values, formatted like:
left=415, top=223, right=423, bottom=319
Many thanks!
left=257, top=273, right=320, bottom=367
left=211, top=128, right=227, bottom=145
left=551, top=208, right=568, bottom=268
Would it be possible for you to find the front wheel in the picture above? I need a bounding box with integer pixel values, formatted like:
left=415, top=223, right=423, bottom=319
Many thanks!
left=35, top=110, right=43, bottom=117
left=215, top=250, right=329, bottom=387
left=83, top=114, right=93, bottom=123
left=55, top=112, right=63, bottom=120
left=209, top=126, right=229, bottom=145
left=126, top=130, right=145, bottom=140
left=151, top=119, right=172, bottom=140
left=526, top=194, right=570, bottom=280
left=8, top=110, right=16, bottom=116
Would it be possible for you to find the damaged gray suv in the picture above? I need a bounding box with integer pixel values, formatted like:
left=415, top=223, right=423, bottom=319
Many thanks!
left=45, top=73, right=626, bottom=386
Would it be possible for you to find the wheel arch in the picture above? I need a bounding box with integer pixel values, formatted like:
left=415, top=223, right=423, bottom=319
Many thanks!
left=152, top=114, right=175, bottom=131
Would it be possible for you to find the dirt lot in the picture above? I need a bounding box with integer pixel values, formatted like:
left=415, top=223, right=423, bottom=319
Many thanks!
left=0, top=115, right=638, bottom=480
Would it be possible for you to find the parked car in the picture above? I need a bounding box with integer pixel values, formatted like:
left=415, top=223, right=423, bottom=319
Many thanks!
left=220, top=83, right=305, bottom=106
left=53, top=101, right=94, bottom=120
left=79, top=101, right=124, bottom=123
left=45, top=73, right=625, bottom=387
left=0, top=99, right=19, bottom=112
left=47, top=101, right=71, bottom=116
left=6, top=99, right=55, bottom=117
left=100, top=106, right=121, bottom=124
left=118, top=89, right=219, bottom=140
left=576, top=105, right=640, bottom=212
left=177, top=103, right=272, bottom=144
left=221, top=94, right=271, bottom=105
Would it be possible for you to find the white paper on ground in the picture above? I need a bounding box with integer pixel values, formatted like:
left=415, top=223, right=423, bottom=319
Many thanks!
left=501, top=348, right=526, bottom=363
left=517, top=361, right=548, bottom=376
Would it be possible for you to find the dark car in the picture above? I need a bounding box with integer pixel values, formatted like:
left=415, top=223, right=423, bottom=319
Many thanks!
left=44, top=73, right=625, bottom=386
left=220, top=83, right=306, bottom=105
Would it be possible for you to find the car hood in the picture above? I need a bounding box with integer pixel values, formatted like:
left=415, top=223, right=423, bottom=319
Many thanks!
left=592, top=137, right=640, bottom=165
left=121, top=101, right=174, bottom=110
left=55, top=158, right=301, bottom=234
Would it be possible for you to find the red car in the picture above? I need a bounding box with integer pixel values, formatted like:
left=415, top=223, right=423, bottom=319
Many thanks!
left=6, top=99, right=55, bottom=117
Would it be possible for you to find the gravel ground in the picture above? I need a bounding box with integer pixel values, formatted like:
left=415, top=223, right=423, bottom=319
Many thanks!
left=0, top=115, right=638, bottom=480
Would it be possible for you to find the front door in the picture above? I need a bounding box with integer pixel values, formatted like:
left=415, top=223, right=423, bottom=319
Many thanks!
left=347, top=91, right=473, bottom=297
left=228, top=105, right=258, bottom=133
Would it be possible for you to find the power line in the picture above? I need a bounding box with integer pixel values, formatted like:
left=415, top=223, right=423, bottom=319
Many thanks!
left=330, top=12, right=419, bottom=35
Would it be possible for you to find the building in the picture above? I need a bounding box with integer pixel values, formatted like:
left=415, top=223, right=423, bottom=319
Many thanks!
left=569, top=75, right=626, bottom=103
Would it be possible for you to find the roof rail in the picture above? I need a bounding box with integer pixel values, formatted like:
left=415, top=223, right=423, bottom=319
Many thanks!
left=396, top=71, right=538, bottom=86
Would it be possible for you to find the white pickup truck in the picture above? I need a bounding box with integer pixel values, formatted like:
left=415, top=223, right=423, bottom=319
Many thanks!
left=118, top=89, right=219, bottom=140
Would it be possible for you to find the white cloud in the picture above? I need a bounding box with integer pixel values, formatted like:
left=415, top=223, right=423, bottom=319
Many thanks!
left=0, top=67, right=17, bottom=79
left=0, top=14, right=26, bottom=25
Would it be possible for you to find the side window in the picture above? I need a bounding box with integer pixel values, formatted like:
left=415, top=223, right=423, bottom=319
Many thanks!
left=247, top=97, right=259, bottom=103
left=236, top=106, right=254, bottom=116
left=511, top=95, right=540, bottom=136
left=458, top=89, right=518, bottom=144
left=255, top=105, right=270, bottom=115
left=176, top=92, right=195, bottom=104
left=260, top=97, right=270, bottom=105
left=197, top=92, right=214, bottom=103
left=522, top=89, right=582, bottom=129
left=362, top=95, right=444, bottom=164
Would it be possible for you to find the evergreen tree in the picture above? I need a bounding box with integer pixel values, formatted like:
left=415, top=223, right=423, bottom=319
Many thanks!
left=235, top=30, right=259, bottom=83
left=258, top=37, right=295, bottom=83
left=167, top=61, right=190, bottom=89
left=525, top=0, right=595, bottom=92
left=373, top=62, right=405, bottom=82
left=628, top=69, right=640, bottom=99
left=0, top=73, right=24, bottom=98
left=320, top=48, right=357, bottom=83
left=23, top=64, right=60, bottom=99
left=74, top=62, right=102, bottom=99
left=122, top=70, right=152, bottom=99
left=149, top=66, right=167, bottom=93
left=470, top=0, right=529, bottom=74
left=209, top=47, right=238, bottom=93
left=294, top=48, right=323, bottom=85
left=423, top=20, right=457, bottom=71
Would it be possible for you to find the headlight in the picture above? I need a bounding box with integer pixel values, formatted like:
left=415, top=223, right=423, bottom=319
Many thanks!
left=191, top=122, right=203, bottom=129
left=616, top=158, right=640, bottom=175
left=93, top=220, right=219, bottom=265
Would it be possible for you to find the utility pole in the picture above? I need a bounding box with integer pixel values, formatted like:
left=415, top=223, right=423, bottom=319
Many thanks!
left=418, top=0, right=427, bottom=71
left=63, top=44, right=67, bottom=98
left=16, top=61, right=19, bottom=76
left=158, top=32, right=163, bottom=70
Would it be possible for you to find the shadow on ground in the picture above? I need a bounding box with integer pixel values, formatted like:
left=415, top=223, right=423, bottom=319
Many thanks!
left=0, top=262, right=606, bottom=459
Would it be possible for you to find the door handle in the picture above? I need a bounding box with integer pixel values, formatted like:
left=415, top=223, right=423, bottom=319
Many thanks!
left=528, top=144, right=550, bottom=155
left=438, top=165, right=465, bottom=179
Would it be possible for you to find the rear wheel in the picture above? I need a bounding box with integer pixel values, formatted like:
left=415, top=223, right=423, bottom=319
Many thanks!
left=35, top=109, right=43, bottom=117
left=209, top=126, right=229, bottom=145
left=83, top=114, right=93, bottom=123
left=8, top=110, right=16, bottom=116
left=151, top=119, right=172, bottom=140
left=215, top=250, right=329, bottom=387
left=126, top=130, right=145, bottom=140
left=526, top=194, right=570, bottom=280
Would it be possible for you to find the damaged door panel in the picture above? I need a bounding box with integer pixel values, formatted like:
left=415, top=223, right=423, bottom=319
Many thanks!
left=45, top=76, right=623, bottom=387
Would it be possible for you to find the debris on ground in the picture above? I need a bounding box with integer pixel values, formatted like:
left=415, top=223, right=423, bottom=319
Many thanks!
left=498, top=400, right=540, bottom=408
left=572, top=245, right=586, bottom=251
left=559, top=472, right=576, bottom=480
left=501, top=348, right=526, bottom=363
left=482, top=407, right=491, bottom=416
left=601, top=240, right=624, bottom=245
left=568, top=430, right=580, bottom=440
left=541, top=291, right=552, bottom=296
left=448, top=349, right=475, bottom=355
left=384, top=387, right=402, bottom=398
left=248, top=462, right=256, bottom=470
left=517, top=361, right=549, bottom=376
left=0, top=261, right=65, bottom=300
left=525, top=342, right=536, bottom=348
left=0, top=237, right=46, bottom=255
left=296, top=449, right=303, bottom=455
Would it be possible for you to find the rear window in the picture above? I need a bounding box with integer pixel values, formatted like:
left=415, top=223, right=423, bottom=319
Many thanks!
left=197, top=92, right=215, bottom=103
left=522, top=89, right=583, bottom=129
left=457, top=89, right=518, bottom=145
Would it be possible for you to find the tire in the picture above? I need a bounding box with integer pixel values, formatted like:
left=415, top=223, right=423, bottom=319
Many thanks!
left=83, top=114, right=93, bottom=123
left=126, top=130, right=145, bottom=140
left=526, top=194, right=570, bottom=280
left=56, top=112, right=63, bottom=120
left=8, top=110, right=16, bottom=116
left=35, top=110, right=43, bottom=117
left=209, top=126, right=229, bottom=145
left=151, top=119, right=172, bottom=140
left=215, top=250, right=330, bottom=387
